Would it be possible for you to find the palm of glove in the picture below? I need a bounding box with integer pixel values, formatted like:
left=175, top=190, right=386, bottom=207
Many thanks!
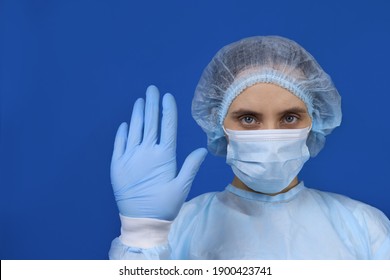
left=112, top=142, right=179, bottom=220
left=111, top=86, right=207, bottom=221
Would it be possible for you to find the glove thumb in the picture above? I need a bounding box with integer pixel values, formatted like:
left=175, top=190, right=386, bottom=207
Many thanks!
left=175, top=148, right=208, bottom=192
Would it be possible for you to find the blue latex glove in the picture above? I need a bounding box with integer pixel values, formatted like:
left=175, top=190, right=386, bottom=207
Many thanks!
left=111, top=85, right=208, bottom=221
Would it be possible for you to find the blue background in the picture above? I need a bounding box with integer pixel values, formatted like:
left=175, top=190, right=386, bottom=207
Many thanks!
left=1, top=0, right=389, bottom=259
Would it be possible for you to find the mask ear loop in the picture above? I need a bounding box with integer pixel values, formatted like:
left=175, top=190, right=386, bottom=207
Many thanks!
left=222, top=126, right=229, bottom=135
left=222, top=126, right=231, bottom=145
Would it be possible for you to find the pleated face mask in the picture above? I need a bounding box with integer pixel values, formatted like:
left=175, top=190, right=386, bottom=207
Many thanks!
left=224, top=126, right=311, bottom=194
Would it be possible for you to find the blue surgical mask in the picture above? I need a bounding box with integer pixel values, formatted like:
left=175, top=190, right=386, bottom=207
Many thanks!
left=224, top=126, right=311, bottom=194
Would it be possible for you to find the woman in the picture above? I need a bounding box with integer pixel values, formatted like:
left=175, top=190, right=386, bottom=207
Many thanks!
left=109, top=36, right=390, bottom=259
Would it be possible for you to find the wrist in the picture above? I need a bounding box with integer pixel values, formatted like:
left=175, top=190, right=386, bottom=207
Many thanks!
left=119, top=214, right=172, bottom=248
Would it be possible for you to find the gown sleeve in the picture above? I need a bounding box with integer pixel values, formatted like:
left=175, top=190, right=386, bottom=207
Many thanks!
left=355, top=205, right=390, bottom=259
left=108, top=215, right=173, bottom=260
left=108, top=192, right=216, bottom=260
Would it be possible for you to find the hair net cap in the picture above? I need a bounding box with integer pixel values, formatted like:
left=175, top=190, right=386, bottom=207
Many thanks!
left=192, top=36, right=342, bottom=157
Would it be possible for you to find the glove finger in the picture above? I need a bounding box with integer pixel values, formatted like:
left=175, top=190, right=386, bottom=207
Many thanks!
left=112, top=122, right=128, bottom=161
left=143, top=85, right=160, bottom=145
left=175, top=148, right=208, bottom=192
left=160, top=93, right=177, bottom=148
left=127, top=98, right=145, bottom=149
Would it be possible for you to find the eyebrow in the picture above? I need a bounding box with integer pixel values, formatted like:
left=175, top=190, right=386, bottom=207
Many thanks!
left=229, top=106, right=308, bottom=117
left=278, top=106, right=308, bottom=115
left=230, top=109, right=263, bottom=118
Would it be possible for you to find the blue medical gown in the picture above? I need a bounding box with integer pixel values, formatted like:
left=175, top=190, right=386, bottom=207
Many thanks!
left=109, top=182, right=390, bottom=259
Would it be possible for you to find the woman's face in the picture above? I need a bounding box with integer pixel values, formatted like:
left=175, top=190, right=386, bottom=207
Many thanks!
left=223, top=83, right=312, bottom=130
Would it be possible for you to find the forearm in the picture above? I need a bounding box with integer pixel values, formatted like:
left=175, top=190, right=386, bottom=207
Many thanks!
left=109, top=215, right=172, bottom=260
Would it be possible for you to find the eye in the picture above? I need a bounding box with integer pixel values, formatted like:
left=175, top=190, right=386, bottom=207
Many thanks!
left=239, top=116, right=258, bottom=125
left=283, top=114, right=299, bottom=124
left=284, top=115, right=298, bottom=123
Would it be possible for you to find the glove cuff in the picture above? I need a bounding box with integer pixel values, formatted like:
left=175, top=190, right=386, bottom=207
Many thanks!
left=119, top=214, right=172, bottom=248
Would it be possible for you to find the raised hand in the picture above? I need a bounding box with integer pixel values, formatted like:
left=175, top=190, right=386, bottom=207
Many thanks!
left=111, top=85, right=207, bottom=221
